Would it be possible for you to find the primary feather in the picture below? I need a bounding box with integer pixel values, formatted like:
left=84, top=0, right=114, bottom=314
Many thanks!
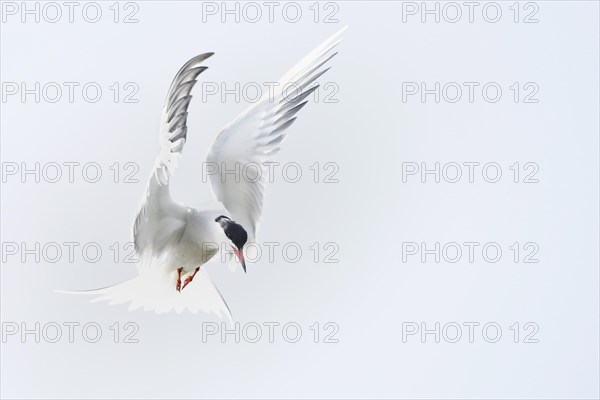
left=207, top=27, right=346, bottom=242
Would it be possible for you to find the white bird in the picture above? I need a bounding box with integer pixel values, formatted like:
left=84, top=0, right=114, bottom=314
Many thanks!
left=61, top=27, right=346, bottom=321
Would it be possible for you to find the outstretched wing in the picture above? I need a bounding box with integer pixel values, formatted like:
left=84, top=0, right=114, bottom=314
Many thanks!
left=206, top=28, right=345, bottom=241
left=133, top=53, right=214, bottom=255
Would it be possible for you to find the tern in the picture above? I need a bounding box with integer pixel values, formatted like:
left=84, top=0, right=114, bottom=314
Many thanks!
left=61, top=27, right=346, bottom=320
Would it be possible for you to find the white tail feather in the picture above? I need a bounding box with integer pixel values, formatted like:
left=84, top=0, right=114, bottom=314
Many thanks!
left=57, top=267, right=232, bottom=323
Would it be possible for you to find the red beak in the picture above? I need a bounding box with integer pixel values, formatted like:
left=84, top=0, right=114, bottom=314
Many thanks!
left=231, top=245, right=246, bottom=273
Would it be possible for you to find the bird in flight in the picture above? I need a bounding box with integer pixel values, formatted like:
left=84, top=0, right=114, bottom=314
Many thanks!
left=62, top=27, right=346, bottom=321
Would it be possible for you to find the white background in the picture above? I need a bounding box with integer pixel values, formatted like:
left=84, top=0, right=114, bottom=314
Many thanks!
left=1, top=1, right=599, bottom=398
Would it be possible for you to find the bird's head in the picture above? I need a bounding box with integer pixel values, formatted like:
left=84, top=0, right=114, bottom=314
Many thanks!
left=215, top=215, right=248, bottom=272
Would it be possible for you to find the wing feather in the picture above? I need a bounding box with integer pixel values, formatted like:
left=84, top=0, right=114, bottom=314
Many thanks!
left=207, top=28, right=346, bottom=241
left=133, top=53, right=213, bottom=255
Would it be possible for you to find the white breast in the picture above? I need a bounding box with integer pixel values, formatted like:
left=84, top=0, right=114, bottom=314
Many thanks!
left=165, top=208, right=227, bottom=272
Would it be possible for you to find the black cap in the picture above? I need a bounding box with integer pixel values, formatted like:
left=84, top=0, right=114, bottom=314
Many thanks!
left=216, top=216, right=247, bottom=250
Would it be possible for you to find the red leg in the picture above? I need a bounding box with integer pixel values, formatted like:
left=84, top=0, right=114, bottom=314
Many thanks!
left=181, top=267, right=200, bottom=291
left=176, top=267, right=183, bottom=292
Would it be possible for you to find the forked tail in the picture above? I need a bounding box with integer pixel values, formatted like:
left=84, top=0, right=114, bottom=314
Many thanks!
left=56, top=267, right=232, bottom=323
